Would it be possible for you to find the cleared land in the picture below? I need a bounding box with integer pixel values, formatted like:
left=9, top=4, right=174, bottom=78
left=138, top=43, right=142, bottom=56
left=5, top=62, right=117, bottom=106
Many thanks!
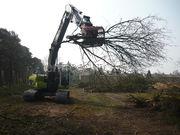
left=0, top=88, right=179, bottom=135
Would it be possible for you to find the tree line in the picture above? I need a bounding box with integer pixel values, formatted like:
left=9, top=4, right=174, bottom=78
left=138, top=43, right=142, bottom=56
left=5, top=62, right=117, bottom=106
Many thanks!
left=0, top=28, right=44, bottom=86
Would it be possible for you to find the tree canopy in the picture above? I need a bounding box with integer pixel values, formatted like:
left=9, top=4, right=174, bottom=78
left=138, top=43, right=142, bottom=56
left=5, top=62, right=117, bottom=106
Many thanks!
left=0, top=28, right=44, bottom=86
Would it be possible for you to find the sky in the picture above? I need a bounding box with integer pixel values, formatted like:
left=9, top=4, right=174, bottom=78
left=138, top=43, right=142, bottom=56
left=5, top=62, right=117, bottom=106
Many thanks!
left=0, top=0, right=180, bottom=73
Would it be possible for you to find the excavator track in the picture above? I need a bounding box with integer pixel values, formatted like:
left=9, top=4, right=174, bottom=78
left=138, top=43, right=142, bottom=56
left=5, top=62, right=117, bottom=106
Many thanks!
left=23, top=89, right=70, bottom=104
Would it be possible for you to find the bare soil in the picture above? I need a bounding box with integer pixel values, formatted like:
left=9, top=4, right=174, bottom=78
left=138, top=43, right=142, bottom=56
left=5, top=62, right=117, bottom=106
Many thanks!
left=0, top=88, right=179, bottom=135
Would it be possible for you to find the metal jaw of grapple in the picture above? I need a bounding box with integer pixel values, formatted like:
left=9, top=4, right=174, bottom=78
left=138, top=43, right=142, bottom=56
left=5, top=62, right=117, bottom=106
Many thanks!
left=67, top=26, right=105, bottom=48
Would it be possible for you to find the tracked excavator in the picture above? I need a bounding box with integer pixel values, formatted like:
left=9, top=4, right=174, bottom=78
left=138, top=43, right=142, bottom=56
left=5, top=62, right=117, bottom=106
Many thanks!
left=23, top=4, right=105, bottom=103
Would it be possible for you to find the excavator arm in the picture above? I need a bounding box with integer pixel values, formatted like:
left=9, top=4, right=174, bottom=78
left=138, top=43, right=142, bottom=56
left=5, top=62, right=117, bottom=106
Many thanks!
left=48, top=5, right=76, bottom=72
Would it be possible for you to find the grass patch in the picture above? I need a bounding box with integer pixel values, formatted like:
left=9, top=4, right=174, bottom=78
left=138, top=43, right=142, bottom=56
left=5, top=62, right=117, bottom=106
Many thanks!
left=129, top=91, right=180, bottom=128
left=129, top=94, right=149, bottom=107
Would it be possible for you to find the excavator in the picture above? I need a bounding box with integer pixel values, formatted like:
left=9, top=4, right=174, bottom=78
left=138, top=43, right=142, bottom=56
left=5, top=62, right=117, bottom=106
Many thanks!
left=23, top=4, right=105, bottom=103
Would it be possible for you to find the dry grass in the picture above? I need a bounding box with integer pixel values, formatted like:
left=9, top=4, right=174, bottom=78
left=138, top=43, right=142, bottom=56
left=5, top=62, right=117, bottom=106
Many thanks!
left=153, top=82, right=180, bottom=91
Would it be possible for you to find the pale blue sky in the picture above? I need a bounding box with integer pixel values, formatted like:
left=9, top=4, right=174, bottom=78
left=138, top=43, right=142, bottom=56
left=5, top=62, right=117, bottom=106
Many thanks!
left=0, top=0, right=179, bottom=73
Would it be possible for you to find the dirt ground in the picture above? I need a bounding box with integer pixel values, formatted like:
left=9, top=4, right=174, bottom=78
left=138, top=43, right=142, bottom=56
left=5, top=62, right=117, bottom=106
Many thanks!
left=0, top=88, right=179, bottom=135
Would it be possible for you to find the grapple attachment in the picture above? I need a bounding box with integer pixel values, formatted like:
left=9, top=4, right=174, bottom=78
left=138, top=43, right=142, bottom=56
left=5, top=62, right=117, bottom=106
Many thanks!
left=67, top=26, right=105, bottom=48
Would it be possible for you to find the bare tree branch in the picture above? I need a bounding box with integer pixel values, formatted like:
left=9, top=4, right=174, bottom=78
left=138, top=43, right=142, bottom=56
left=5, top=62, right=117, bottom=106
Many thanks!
left=69, top=16, right=168, bottom=72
